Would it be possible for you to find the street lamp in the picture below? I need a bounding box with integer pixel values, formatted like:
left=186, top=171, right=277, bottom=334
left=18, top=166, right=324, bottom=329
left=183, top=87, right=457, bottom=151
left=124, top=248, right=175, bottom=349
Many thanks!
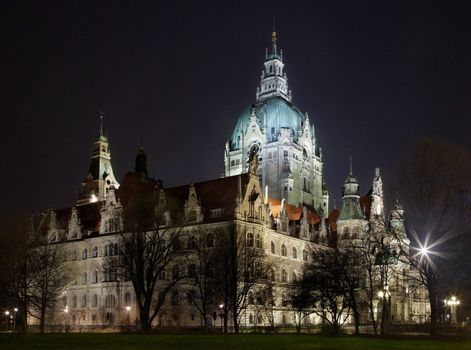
left=5, top=311, right=10, bottom=331
left=63, top=306, right=69, bottom=332
left=12, top=308, right=17, bottom=331
left=444, top=296, right=460, bottom=324
left=218, top=304, right=224, bottom=332
left=125, top=306, right=131, bottom=325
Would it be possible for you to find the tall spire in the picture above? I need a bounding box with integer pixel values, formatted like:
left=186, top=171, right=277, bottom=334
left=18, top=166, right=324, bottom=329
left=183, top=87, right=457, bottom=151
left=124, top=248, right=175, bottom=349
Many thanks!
left=98, top=112, right=107, bottom=142
left=77, top=114, right=119, bottom=205
left=256, top=26, right=291, bottom=102
left=339, top=151, right=363, bottom=220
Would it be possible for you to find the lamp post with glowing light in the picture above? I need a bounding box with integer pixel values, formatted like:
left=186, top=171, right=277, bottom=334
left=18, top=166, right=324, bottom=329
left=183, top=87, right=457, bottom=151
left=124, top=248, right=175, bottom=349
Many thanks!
left=63, top=306, right=69, bottom=332
left=125, top=305, right=131, bottom=325
left=444, top=296, right=460, bottom=324
left=378, top=284, right=391, bottom=336
left=4, top=311, right=10, bottom=331
left=218, top=303, right=224, bottom=332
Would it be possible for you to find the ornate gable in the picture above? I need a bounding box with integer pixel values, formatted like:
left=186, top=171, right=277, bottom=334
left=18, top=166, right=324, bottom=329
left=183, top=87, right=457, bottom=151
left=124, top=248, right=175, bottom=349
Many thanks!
left=185, top=183, right=203, bottom=223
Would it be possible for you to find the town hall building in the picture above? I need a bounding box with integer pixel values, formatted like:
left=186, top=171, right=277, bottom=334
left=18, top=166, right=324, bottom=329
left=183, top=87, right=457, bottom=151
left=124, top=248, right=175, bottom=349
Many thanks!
left=33, top=30, right=430, bottom=331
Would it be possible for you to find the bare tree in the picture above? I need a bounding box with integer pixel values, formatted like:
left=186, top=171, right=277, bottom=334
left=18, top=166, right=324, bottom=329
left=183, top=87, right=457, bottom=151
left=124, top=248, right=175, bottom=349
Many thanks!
left=214, top=225, right=269, bottom=333
left=287, top=279, right=314, bottom=334
left=28, top=226, right=68, bottom=333
left=299, top=247, right=351, bottom=335
left=395, top=138, right=471, bottom=335
left=185, top=228, right=219, bottom=330
left=0, top=212, right=35, bottom=333
left=106, top=188, right=183, bottom=332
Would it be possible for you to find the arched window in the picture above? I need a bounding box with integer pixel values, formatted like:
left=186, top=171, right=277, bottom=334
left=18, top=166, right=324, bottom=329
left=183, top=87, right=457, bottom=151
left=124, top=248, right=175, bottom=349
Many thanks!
left=303, top=249, right=308, bottom=261
left=281, top=244, right=287, bottom=257
left=270, top=269, right=276, bottom=281
left=292, top=247, right=297, bottom=259
left=124, top=292, right=131, bottom=306
left=92, top=270, right=98, bottom=283
left=249, top=314, right=254, bottom=324
left=257, top=314, right=263, bottom=324
left=172, top=264, right=180, bottom=280
left=171, top=291, right=180, bottom=305
left=281, top=269, right=287, bottom=283
left=72, top=294, right=77, bottom=308
left=92, top=294, right=98, bottom=307
left=283, top=150, right=288, bottom=158
left=159, top=270, right=166, bottom=280
left=292, top=272, right=298, bottom=283
left=255, top=234, right=262, bottom=248
left=105, top=294, right=116, bottom=309
left=343, top=227, right=350, bottom=239
left=82, top=249, right=87, bottom=260
left=82, top=271, right=87, bottom=285
left=270, top=241, right=275, bottom=254
left=81, top=294, right=87, bottom=308
left=187, top=290, right=196, bottom=304
left=206, top=233, right=214, bottom=247
left=247, top=233, right=254, bottom=247
left=92, top=246, right=98, bottom=258
left=188, top=236, right=197, bottom=249
left=188, top=264, right=196, bottom=278
left=248, top=295, right=254, bottom=305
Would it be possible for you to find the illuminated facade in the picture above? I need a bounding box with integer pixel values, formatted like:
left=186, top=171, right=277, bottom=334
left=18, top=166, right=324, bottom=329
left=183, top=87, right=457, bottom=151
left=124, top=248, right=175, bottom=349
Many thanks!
left=224, top=31, right=328, bottom=212
left=33, top=31, right=430, bottom=332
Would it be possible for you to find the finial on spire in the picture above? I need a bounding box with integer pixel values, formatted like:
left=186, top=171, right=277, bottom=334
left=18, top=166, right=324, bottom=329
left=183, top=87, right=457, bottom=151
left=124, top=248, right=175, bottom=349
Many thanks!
left=99, top=112, right=104, bottom=137
left=271, top=17, right=278, bottom=57
left=349, top=150, right=353, bottom=176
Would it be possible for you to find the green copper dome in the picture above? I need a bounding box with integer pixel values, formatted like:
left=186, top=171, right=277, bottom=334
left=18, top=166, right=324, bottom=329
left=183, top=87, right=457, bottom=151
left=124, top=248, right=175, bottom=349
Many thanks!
left=230, top=97, right=307, bottom=150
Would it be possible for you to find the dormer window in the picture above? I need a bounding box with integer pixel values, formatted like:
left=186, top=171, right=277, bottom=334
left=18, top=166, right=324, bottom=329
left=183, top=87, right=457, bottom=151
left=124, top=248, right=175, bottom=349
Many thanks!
left=187, top=210, right=197, bottom=222
left=210, top=208, right=223, bottom=218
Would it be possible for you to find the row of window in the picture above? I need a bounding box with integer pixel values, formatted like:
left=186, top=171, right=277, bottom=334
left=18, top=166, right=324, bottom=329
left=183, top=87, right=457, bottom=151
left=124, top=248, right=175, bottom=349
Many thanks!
left=174, top=233, right=215, bottom=250
left=230, top=159, right=241, bottom=167
left=69, top=243, right=119, bottom=261
left=270, top=241, right=308, bottom=261
left=81, top=268, right=119, bottom=285
left=67, top=292, right=131, bottom=309
left=268, top=268, right=298, bottom=284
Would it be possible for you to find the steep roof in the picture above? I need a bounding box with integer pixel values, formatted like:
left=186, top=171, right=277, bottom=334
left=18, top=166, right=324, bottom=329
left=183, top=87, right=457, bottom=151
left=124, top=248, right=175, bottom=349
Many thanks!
left=165, top=174, right=249, bottom=223
left=268, top=198, right=320, bottom=224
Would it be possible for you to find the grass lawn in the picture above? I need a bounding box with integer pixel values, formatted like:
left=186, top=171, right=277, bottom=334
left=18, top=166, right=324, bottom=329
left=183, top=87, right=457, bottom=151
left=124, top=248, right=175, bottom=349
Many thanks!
left=0, top=333, right=470, bottom=350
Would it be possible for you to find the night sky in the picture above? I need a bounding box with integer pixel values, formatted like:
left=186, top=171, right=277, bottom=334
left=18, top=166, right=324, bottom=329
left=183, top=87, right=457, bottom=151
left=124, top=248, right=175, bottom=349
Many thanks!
left=2, top=1, right=471, bottom=218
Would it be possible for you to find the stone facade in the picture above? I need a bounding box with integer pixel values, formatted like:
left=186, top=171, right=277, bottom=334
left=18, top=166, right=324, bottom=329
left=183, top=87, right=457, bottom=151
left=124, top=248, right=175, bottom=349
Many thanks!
left=32, top=31, right=430, bottom=331
left=224, top=31, right=328, bottom=211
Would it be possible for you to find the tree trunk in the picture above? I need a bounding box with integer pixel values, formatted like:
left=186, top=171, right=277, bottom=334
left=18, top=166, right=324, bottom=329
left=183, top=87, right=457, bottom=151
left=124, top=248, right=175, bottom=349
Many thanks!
left=140, top=307, right=151, bottom=332
left=353, top=310, right=360, bottom=335
left=369, top=304, right=378, bottom=335
left=429, top=289, right=437, bottom=336
left=39, top=308, right=46, bottom=333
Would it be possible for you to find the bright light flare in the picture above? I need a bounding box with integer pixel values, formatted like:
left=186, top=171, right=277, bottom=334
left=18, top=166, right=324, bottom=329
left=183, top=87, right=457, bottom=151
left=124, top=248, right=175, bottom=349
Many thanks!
left=90, top=194, right=98, bottom=203
left=419, top=245, right=429, bottom=257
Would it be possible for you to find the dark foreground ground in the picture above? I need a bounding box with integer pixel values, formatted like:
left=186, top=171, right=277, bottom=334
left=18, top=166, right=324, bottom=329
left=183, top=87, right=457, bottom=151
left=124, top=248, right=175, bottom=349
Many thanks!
left=1, top=333, right=471, bottom=350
